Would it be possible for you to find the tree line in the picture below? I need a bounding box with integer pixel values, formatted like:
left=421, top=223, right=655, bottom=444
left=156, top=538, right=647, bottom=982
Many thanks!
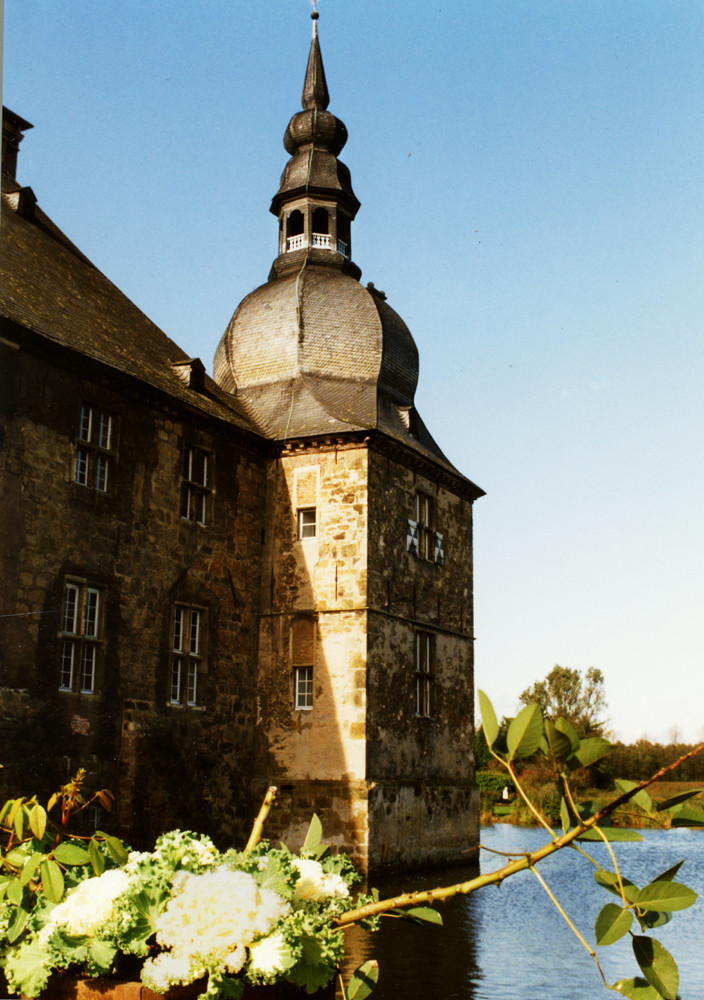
left=478, top=664, right=704, bottom=783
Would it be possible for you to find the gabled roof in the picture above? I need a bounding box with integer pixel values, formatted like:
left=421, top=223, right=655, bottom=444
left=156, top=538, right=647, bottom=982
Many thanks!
left=0, top=173, right=259, bottom=434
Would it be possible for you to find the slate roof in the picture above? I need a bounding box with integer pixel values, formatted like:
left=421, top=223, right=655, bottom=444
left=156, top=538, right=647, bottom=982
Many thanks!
left=0, top=171, right=258, bottom=434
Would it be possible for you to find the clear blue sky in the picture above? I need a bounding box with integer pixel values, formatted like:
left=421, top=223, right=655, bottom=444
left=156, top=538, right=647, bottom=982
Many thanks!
left=4, top=1, right=703, bottom=743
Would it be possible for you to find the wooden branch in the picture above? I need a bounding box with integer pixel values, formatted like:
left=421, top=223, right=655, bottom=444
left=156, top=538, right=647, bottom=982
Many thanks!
left=243, top=785, right=278, bottom=855
left=334, top=742, right=704, bottom=927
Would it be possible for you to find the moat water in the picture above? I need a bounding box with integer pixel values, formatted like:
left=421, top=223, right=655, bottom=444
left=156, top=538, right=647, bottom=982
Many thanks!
left=341, top=825, right=704, bottom=1000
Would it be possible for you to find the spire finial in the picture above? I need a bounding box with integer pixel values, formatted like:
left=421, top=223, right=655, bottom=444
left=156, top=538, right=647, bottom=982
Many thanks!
left=302, top=4, right=329, bottom=110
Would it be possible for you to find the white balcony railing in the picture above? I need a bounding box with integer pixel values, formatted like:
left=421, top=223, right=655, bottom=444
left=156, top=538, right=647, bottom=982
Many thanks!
left=286, top=234, right=349, bottom=257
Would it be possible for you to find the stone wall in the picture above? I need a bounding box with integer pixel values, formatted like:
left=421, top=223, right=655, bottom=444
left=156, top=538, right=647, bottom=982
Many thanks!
left=0, top=338, right=265, bottom=849
left=365, top=444, right=479, bottom=868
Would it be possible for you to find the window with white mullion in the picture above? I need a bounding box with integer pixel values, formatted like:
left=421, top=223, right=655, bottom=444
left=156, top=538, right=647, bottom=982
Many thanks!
left=78, top=404, right=93, bottom=443
left=171, top=657, right=183, bottom=704
left=74, top=403, right=116, bottom=492
left=59, top=580, right=104, bottom=694
left=80, top=645, right=97, bottom=693
left=187, top=661, right=198, bottom=706
left=414, top=631, right=435, bottom=718
left=170, top=605, right=205, bottom=707
left=295, top=666, right=314, bottom=710
left=98, top=412, right=112, bottom=450
left=59, top=642, right=75, bottom=691
left=180, top=447, right=213, bottom=525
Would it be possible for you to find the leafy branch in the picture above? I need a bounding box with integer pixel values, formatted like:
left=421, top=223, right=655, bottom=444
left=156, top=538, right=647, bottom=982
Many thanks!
left=330, top=694, right=704, bottom=1000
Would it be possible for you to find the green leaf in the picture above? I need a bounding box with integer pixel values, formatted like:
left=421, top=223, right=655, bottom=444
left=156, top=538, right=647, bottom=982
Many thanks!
left=53, top=841, right=91, bottom=865
left=7, top=878, right=23, bottom=906
left=632, top=936, right=679, bottom=1000
left=255, top=855, right=291, bottom=897
left=118, top=887, right=169, bottom=956
left=546, top=719, right=573, bottom=763
left=638, top=910, right=672, bottom=931
left=655, top=789, right=702, bottom=812
left=5, top=847, right=30, bottom=869
left=569, top=736, right=612, bottom=769
left=614, top=977, right=664, bottom=1000
left=40, top=858, right=65, bottom=903
left=578, top=827, right=644, bottom=842
left=346, top=960, right=379, bottom=1000
left=207, top=972, right=244, bottom=999
left=652, top=860, right=683, bottom=883
left=288, top=934, right=337, bottom=993
left=13, top=804, right=25, bottom=840
left=559, top=797, right=571, bottom=834
left=615, top=779, right=653, bottom=813
left=554, top=717, right=580, bottom=754
left=635, top=880, right=698, bottom=913
left=7, top=904, right=29, bottom=943
left=28, top=804, right=47, bottom=841
left=20, top=853, right=43, bottom=887
left=670, top=808, right=704, bottom=828
left=595, top=902, right=633, bottom=946
left=506, top=703, right=544, bottom=760
left=301, top=814, right=327, bottom=859
left=399, top=906, right=443, bottom=926
left=3, top=939, right=52, bottom=999
left=478, top=690, right=499, bottom=749
left=89, top=838, right=106, bottom=876
left=594, top=870, right=639, bottom=903
left=103, top=835, right=128, bottom=865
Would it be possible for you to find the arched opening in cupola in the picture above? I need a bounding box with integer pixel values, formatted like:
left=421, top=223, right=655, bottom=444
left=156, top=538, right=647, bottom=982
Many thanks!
left=312, top=208, right=329, bottom=235
left=286, top=210, right=304, bottom=238
left=337, top=214, right=351, bottom=256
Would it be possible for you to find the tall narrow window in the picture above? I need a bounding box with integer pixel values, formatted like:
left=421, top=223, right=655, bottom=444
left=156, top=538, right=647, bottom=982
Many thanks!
left=59, top=581, right=104, bottom=694
left=416, top=492, right=435, bottom=561
left=74, top=403, right=115, bottom=492
left=170, top=605, right=205, bottom=707
left=181, top=447, right=213, bottom=525
left=292, top=617, right=315, bottom=710
left=408, top=491, right=443, bottom=565
left=414, top=631, right=435, bottom=718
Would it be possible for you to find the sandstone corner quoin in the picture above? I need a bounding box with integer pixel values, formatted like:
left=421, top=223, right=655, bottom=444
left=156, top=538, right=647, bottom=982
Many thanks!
left=0, top=14, right=484, bottom=873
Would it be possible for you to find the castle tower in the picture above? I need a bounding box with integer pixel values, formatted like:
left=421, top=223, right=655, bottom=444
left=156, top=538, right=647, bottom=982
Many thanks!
left=214, top=13, right=484, bottom=872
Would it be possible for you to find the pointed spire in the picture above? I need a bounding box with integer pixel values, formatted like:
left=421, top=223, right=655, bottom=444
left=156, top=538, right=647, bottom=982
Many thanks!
left=302, top=11, right=330, bottom=111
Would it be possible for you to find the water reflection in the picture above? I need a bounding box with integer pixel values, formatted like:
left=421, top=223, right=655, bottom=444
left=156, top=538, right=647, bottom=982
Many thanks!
left=341, top=826, right=704, bottom=1000
left=340, top=859, right=483, bottom=1000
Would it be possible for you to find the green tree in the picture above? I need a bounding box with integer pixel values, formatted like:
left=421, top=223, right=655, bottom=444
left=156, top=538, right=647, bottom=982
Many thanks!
left=519, top=664, right=607, bottom=736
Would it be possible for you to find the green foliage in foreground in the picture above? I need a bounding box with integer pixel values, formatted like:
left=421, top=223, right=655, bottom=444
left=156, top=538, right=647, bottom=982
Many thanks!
left=2, top=698, right=703, bottom=1000
left=479, top=690, right=702, bottom=1000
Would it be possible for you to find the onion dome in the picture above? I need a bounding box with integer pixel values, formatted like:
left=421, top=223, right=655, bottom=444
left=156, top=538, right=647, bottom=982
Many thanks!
left=213, top=12, right=462, bottom=474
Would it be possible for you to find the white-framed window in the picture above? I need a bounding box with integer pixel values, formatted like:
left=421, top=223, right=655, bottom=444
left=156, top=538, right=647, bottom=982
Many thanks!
left=294, top=666, right=314, bottom=710
left=297, top=507, right=317, bottom=539
left=180, top=447, right=213, bottom=525
left=170, top=605, right=206, bottom=707
left=415, top=630, right=435, bottom=718
left=407, top=491, right=444, bottom=565
left=74, top=403, right=115, bottom=492
left=292, top=616, right=315, bottom=710
left=59, top=580, right=104, bottom=694
left=416, top=492, right=435, bottom=561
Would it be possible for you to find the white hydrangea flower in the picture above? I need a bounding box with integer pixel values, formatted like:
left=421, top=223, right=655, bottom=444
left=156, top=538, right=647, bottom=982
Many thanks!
left=153, top=867, right=289, bottom=974
left=223, top=943, right=246, bottom=974
left=43, top=868, right=130, bottom=938
left=124, top=851, right=151, bottom=875
left=248, top=931, right=291, bottom=977
left=292, top=859, right=349, bottom=902
left=142, top=952, right=203, bottom=992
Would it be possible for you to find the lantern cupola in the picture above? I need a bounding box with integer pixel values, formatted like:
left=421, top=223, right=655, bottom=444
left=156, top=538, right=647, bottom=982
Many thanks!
left=269, top=11, right=361, bottom=280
